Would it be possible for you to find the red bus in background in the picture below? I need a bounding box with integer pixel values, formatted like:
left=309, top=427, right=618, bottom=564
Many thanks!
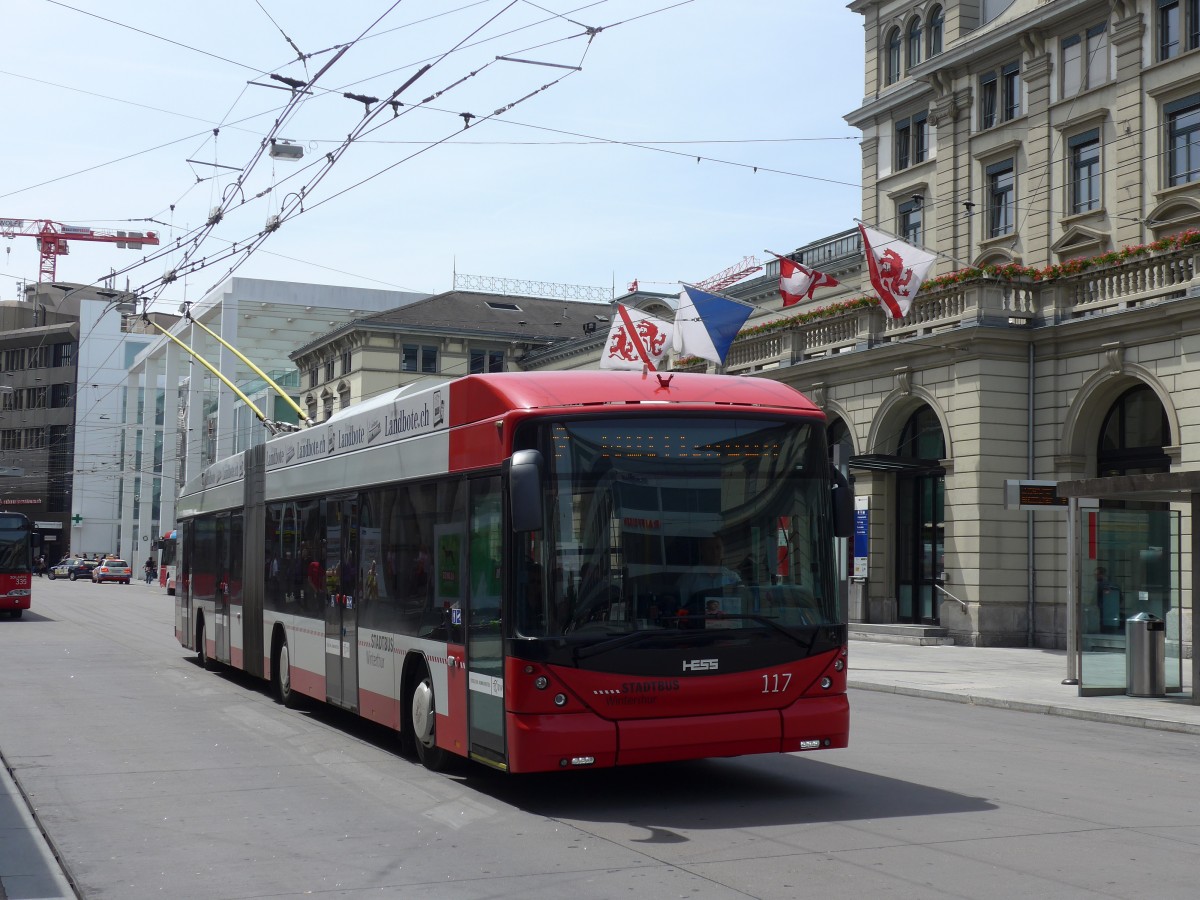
left=0, top=512, right=39, bottom=619
left=175, top=372, right=853, bottom=774
left=156, top=530, right=178, bottom=594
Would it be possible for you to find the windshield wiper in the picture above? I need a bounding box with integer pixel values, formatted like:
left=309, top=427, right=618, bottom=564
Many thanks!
left=572, top=614, right=815, bottom=661
left=573, top=629, right=675, bottom=661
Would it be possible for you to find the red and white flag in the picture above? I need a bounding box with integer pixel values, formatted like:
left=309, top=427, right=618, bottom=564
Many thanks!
left=858, top=223, right=937, bottom=319
left=773, top=254, right=840, bottom=307
left=599, top=304, right=673, bottom=370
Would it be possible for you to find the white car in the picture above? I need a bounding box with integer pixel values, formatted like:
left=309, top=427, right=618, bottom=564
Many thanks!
left=92, top=559, right=133, bottom=585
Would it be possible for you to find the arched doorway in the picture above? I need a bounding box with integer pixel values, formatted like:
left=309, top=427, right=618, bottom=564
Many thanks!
left=1087, top=385, right=1173, bottom=636
left=895, top=406, right=946, bottom=624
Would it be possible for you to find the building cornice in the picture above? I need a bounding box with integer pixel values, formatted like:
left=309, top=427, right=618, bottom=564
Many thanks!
left=905, top=0, right=1097, bottom=76
left=846, top=80, right=932, bottom=127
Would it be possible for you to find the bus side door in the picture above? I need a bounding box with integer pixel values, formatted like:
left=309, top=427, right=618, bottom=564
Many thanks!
left=214, top=513, right=232, bottom=664
left=324, top=496, right=359, bottom=712
left=467, top=476, right=505, bottom=764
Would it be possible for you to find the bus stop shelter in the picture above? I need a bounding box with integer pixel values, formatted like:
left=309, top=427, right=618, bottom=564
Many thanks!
left=1057, top=472, right=1200, bottom=704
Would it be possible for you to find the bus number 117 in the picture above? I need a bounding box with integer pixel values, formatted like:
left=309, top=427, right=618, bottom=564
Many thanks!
left=762, top=673, right=792, bottom=693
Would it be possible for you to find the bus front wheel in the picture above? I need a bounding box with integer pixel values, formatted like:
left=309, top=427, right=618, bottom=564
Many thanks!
left=410, top=668, right=450, bottom=771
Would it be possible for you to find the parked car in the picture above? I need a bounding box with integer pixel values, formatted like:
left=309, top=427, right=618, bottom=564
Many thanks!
left=92, top=559, right=133, bottom=585
left=48, top=558, right=100, bottom=582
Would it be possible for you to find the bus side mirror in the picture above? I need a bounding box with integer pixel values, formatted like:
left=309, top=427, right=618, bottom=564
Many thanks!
left=509, top=449, right=544, bottom=533
left=831, top=466, right=854, bottom=538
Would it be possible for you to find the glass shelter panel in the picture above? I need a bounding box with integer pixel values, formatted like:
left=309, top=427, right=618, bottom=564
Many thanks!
left=1079, top=508, right=1182, bottom=696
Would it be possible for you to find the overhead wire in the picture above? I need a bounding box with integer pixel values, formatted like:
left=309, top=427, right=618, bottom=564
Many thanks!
left=132, top=0, right=432, bottom=304
left=114, top=0, right=745, bottom=300
left=41, top=0, right=269, bottom=74
left=116, top=0, right=599, bottom=300
left=4, top=0, right=853, bottom=259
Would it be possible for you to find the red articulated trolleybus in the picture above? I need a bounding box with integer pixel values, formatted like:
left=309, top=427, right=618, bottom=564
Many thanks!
left=175, top=371, right=853, bottom=773
left=0, top=512, right=39, bottom=619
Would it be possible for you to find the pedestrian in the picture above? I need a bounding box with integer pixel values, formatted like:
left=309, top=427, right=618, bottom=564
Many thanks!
left=144, top=556, right=155, bottom=584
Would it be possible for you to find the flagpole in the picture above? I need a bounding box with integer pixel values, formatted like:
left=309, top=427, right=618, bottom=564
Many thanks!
left=678, top=282, right=757, bottom=310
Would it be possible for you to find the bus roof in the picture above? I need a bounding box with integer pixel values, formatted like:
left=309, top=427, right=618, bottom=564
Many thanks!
left=449, top=371, right=821, bottom=426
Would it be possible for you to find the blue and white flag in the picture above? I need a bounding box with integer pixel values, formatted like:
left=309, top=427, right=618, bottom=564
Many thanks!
left=672, top=285, right=753, bottom=365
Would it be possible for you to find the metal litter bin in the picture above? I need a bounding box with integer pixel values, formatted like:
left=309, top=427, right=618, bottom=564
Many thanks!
left=1126, top=612, right=1165, bottom=697
left=849, top=579, right=867, bottom=623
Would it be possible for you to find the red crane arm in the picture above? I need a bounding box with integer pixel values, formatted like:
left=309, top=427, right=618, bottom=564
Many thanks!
left=0, top=217, right=160, bottom=282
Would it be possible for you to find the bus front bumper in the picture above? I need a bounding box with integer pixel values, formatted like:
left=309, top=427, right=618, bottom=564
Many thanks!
left=505, top=694, right=849, bottom=773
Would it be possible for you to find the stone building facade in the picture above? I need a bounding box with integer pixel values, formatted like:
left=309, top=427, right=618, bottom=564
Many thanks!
left=655, top=0, right=1200, bottom=650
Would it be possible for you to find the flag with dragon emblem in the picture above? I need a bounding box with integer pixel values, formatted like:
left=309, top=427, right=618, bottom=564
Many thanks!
left=599, top=304, right=673, bottom=370
left=859, top=223, right=936, bottom=320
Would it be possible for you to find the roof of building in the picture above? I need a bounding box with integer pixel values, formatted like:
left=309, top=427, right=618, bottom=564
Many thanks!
left=362, top=290, right=613, bottom=334
left=291, top=290, right=619, bottom=359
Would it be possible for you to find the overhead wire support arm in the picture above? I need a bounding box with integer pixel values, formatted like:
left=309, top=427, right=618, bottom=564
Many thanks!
left=495, top=56, right=582, bottom=71
left=180, top=305, right=314, bottom=427
left=185, top=159, right=244, bottom=171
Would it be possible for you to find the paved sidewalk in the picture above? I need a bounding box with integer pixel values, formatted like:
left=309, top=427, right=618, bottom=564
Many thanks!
left=0, top=752, right=76, bottom=900
left=3, top=638, right=1198, bottom=899
left=849, top=639, right=1200, bottom=735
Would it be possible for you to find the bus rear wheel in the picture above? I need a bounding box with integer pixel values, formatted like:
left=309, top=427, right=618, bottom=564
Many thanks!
left=410, top=668, right=450, bottom=771
left=196, top=620, right=212, bottom=670
left=273, top=637, right=301, bottom=709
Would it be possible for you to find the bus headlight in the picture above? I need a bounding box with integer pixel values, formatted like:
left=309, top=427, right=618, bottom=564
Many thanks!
left=553, top=693, right=567, bottom=707
left=534, top=676, right=549, bottom=690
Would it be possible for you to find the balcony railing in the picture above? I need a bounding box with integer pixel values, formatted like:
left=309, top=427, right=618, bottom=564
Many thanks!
left=1061, top=250, right=1196, bottom=317
left=688, top=244, right=1200, bottom=375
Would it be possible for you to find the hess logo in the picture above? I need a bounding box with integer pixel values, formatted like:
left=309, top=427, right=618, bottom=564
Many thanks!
left=682, top=658, right=718, bottom=672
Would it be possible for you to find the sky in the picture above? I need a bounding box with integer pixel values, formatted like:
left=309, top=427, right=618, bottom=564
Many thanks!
left=3, top=1, right=865, bottom=309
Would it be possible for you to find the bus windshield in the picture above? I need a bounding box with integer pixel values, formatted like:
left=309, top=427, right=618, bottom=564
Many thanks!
left=0, top=518, right=32, bottom=574
left=159, top=536, right=177, bottom=569
left=516, top=415, right=837, bottom=637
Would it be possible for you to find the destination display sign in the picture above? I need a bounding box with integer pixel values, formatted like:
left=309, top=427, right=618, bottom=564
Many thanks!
left=265, top=383, right=447, bottom=473
left=1004, top=479, right=1069, bottom=510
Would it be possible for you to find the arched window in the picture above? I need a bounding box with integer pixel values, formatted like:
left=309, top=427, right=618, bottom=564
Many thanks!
left=1097, top=385, right=1170, bottom=477
left=928, top=5, right=944, bottom=57
left=897, top=406, right=945, bottom=460
left=886, top=27, right=902, bottom=84
left=907, top=16, right=923, bottom=69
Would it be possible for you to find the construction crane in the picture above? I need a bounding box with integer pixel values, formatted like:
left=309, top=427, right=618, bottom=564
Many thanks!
left=695, top=255, right=763, bottom=292
left=0, top=218, right=160, bottom=283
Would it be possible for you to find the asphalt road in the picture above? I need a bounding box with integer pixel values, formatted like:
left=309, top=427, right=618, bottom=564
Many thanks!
left=4, top=579, right=1200, bottom=899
